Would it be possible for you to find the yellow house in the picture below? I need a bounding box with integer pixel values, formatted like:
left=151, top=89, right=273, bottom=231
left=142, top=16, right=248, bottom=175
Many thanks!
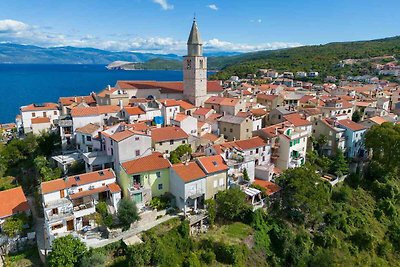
left=119, top=152, right=171, bottom=205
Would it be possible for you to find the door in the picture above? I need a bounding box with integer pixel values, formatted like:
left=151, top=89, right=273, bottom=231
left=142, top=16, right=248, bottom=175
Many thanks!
left=60, top=190, right=65, bottom=198
left=67, top=219, right=74, bottom=231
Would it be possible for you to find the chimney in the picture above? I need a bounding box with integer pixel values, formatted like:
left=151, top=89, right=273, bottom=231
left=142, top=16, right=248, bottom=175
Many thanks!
left=118, top=100, right=123, bottom=109
left=74, top=96, right=77, bottom=102
left=275, top=127, right=278, bottom=135
left=107, top=85, right=111, bottom=91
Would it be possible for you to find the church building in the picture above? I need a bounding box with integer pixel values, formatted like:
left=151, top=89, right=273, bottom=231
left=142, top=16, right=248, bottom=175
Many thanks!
left=96, top=19, right=223, bottom=107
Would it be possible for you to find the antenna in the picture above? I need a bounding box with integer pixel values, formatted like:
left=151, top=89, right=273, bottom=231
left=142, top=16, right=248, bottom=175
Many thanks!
left=193, top=13, right=196, bottom=22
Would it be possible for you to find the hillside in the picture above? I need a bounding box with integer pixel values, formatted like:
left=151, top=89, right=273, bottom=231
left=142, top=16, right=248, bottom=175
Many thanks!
left=211, top=36, right=400, bottom=80
left=0, top=43, right=181, bottom=64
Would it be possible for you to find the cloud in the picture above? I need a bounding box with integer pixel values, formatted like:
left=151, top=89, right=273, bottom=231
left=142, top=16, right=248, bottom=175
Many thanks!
left=0, top=19, right=302, bottom=55
left=0, top=19, right=30, bottom=33
left=205, top=38, right=302, bottom=53
left=152, top=0, right=174, bottom=10
left=250, top=18, right=262, bottom=23
left=207, top=4, right=218, bottom=11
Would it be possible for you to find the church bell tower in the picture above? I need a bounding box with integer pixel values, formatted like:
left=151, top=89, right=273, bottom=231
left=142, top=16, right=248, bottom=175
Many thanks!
left=183, top=18, right=208, bottom=107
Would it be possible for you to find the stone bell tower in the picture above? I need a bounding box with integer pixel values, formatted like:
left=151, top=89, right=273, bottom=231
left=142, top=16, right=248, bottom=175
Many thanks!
left=183, top=18, right=208, bottom=107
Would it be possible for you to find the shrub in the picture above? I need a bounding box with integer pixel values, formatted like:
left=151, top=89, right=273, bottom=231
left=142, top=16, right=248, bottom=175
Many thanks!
left=149, top=194, right=171, bottom=210
left=182, top=252, right=201, bottom=267
left=200, top=250, right=216, bottom=265
left=80, top=250, right=106, bottom=267
left=48, top=235, right=86, bottom=267
left=117, top=199, right=139, bottom=231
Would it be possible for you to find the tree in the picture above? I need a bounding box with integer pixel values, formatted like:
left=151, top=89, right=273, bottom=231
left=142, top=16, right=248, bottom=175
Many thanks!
left=205, top=199, right=216, bottom=226
left=2, top=214, right=27, bottom=237
left=47, top=235, right=86, bottom=267
left=79, top=250, right=106, bottom=267
left=242, top=168, right=249, bottom=182
left=330, top=149, right=348, bottom=177
left=117, top=198, right=139, bottom=231
left=216, top=188, right=252, bottom=222
left=34, top=156, right=62, bottom=182
left=276, top=165, right=331, bottom=226
left=352, top=110, right=362, bottom=122
left=169, top=144, right=192, bottom=164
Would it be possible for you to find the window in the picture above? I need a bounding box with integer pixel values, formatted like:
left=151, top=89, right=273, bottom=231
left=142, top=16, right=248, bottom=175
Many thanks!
left=159, top=142, right=163, bottom=146
left=79, top=188, right=83, bottom=192
left=223, top=128, right=226, bottom=132
left=256, top=148, right=259, bottom=153
left=230, top=128, right=233, bottom=133
left=158, top=184, right=163, bottom=190
left=135, top=150, right=140, bottom=156
left=110, top=140, right=113, bottom=145
left=54, top=111, right=57, bottom=115
left=250, top=151, right=253, bottom=155
left=170, top=140, right=174, bottom=145
left=43, top=112, right=47, bottom=117
left=156, top=172, right=161, bottom=178
left=32, top=112, right=36, bottom=117
left=182, top=140, right=186, bottom=144
left=213, top=180, right=218, bottom=188
left=110, top=148, right=113, bottom=156
left=102, top=183, right=105, bottom=186
left=135, top=137, right=139, bottom=141
left=60, top=190, right=65, bottom=198
left=246, top=129, right=249, bottom=132
left=219, top=178, right=224, bottom=186
left=86, top=136, right=92, bottom=142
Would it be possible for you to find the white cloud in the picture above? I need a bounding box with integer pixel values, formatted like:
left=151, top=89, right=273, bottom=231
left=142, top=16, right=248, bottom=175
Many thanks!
left=0, top=19, right=302, bottom=55
left=250, top=18, right=262, bottom=23
left=207, top=4, right=218, bottom=11
left=152, top=0, right=174, bottom=10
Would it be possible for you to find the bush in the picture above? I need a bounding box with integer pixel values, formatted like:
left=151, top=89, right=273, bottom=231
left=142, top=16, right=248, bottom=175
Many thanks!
left=2, top=213, right=28, bottom=237
left=80, top=250, right=106, bottom=267
left=205, top=199, right=216, bottom=226
left=149, top=194, right=171, bottom=210
left=117, top=199, right=139, bottom=231
left=48, top=235, right=86, bottom=267
left=182, top=252, right=201, bottom=267
left=96, top=201, right=113, bottom=228
left=216, top=188, right=251, bottom=222
left=214, top=242, right=247, bottom=266
left=200, top=250, right=216, bottom=265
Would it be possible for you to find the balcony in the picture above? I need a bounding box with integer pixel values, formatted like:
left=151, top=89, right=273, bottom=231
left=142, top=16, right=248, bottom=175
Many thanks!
left=73, top=202, right=96, bottom=218
left=289, top=156, right=304, bottom=168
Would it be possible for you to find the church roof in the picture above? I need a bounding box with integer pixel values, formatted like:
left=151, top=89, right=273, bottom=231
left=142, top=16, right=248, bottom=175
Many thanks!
left=187, top=20, right=202, bottom=45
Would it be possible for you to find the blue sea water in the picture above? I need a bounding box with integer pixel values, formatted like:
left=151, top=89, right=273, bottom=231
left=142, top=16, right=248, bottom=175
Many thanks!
left=0, top=64, right=209, bottom=123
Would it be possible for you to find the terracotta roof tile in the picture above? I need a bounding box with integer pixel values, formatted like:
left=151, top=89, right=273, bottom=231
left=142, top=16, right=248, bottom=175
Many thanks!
left=253, top=179, right=281, bottom=196
left=257, top=94, right=278, bottom=101
left=172, top=162, right=206, bottom=183
left=116, top=80, right=223, bottom=93
left=0, top=187, right=30, bottom=218
left=123, top=106, right=145, bottom=116
left=121, top=152, right=171, bottom=174
left=59, top=95, right=96, bottom=106
left=193, top=108, right=213, bottom=116
left=71, top=105, right=120, bottom=117
left=41, top=169, right=115, bottom=194
left=76, top=123, right=101, bottom=134
left=368, top=116, right=388, bottom=125
left=69, top=186, right=108, bottom=200
left=21, top=103, right=58, bottom=112
left=338, top=119, right=367, bottom=132
left=234, top=137, right=267, bottom=150
left=177, top=100, right=195, bottom=110
left=201, top=133, right=219, bottom=142
left=151, top=126, right=188, bottom=142
left=283, top=113, right=311, bottom=127
left=107, top=183, right=122, bottom=193
left=197, top=155, right=228, bottom=174
left=250, top=108, right=267, bottom=116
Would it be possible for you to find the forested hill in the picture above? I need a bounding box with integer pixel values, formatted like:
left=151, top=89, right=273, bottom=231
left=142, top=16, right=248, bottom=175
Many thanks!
left=211, top=36, right=400, bottom=80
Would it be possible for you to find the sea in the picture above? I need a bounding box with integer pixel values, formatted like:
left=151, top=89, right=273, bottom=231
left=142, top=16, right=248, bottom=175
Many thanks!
left=0, top=64, right=214, bottom=123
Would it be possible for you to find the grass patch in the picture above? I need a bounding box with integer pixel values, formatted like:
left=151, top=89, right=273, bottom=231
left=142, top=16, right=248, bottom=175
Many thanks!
left=5, top=246, right=42, bottom=267
left=205, top=222, right=254, bottom=244
left=146, top=217, right=181, bottom=237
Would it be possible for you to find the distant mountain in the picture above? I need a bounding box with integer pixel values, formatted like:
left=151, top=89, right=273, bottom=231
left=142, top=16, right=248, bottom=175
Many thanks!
left=0, top=43, right=181, bottom=64
left=211, top=36, right=400, bottom=80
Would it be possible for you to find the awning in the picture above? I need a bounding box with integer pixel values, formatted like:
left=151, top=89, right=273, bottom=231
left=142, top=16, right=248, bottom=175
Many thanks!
left=244, top=187, right=261, bottom=197
left=188, top=193, right=203, bottom=200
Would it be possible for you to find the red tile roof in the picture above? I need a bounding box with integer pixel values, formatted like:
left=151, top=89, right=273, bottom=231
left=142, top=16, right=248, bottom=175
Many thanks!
left=59, top=95, right=96, bottom=106
left=151, top=126, right=188, bottom=142
left=337, top=119, right=367, bottom=132
left=257, top=94, right=278, bottom=101
left=110, top=130, right=136, bottom=142
left=234, top=137, right=267, bottom=150
left=41, top=169, right=115, bottom=194
left=201, top=133, right=219, bottom=142
left=127, top=122, right=150, bottom=132
left=71, top=105, right=120, bottom=117
left=172, top=162, right=206, bottom=183
left=193, top=108, right=213, bottom=116
left=197, top=155, right=228, bottom=174
left=69, top=186, right=109, bottom=200
left=116, top=80, right=223, bottom=93
left=172, top=113, right=189, bottom=122
left=76, top=123, right=101, bottom=134
left=107, top=183, right=122, bottom=193
left=205, top=96, right=239, bottom=106
left=177, top=100, right=196, bottom=110
left=0, top=187, right=30, bottom=219
left=253, top=179, right=281, bottom=196
left=31, top=117, right=51, bottom=124
left=21, top=103, right=58, bottom=112
left=121, top=152, right=171, bottom=174
left=368, top=116, right=388, bottom=125
left=250, top=108, right=267, bottom=116
left=159, top=99, right=181, bottom=107
left=283, top=113, right=311, bottom=127
left=123, top=106, right=145, bottom=116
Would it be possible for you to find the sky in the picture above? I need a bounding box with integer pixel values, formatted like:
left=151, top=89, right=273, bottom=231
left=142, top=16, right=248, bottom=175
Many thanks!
left=0, top=0, right=399, bottom=55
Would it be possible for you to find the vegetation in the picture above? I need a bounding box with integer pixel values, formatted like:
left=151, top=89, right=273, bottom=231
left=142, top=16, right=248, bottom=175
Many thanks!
left=210, top=36, right=400, bottom=80
left=5, top=246, right=42, bottom=267
left=95, top=201, right=113, bottom=228
left=169, top=144, right=192, bottom=164
left=47, top=235, right=86, bottom=267
left=149, top=194, right=172, bottom=210
left=117, top=199, right=140, bottom=231
left=2, top=213, right=29, bottom=237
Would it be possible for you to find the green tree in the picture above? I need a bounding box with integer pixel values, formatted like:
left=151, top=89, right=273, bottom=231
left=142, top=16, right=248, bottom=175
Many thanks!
left=34, top=156, right=62, bottom=182
left=117, top=199, right=139, bottom=231
left=276, top=165, right=331, bottom=225
left=47, top=235, right=86, bottom=267
left=2, top=214, right=27, bottom=237
left=169, top=144, right=192, bottom=164
left=352, top=110, right=362, bottom=122
left=330, top=149, right=348, bottom=177
left=205, top=199, right=216, bottom=226
left=79, top=250, right=106, bottom=267
left=216, top=188, right=252, bottom=222
left=242, top=168, right=249, bottom=182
